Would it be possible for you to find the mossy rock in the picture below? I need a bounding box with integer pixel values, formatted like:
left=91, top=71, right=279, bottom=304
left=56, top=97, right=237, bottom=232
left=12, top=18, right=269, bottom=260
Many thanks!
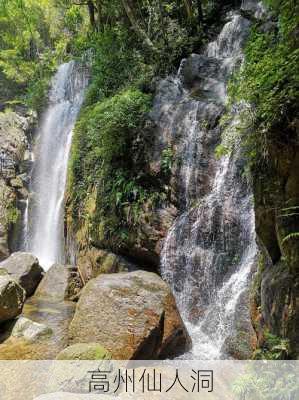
left=56, top=343, right=111, bottom=360
left=0, top=268, right=8, bottom=276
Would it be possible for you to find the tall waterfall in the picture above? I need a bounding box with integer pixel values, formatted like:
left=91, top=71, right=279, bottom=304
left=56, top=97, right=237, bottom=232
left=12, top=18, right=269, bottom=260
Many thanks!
left=25, top=62, right=88, bottom=270
left=159, top=4, right=260, bottom=359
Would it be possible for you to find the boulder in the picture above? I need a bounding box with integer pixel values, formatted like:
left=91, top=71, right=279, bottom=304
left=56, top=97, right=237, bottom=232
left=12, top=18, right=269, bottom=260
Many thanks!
left=69, top=270, right=191, bottom=359
left=11, top=316, right=52, bottom=342
left=35, top=264, right=82, bottom=302
left=56, top=343, right=111, bottom=360
left=0, top=252, right=44, bottom=296
left=0, top=275, right=25, bottom=322
left=77, top=247, right=136, bottom=282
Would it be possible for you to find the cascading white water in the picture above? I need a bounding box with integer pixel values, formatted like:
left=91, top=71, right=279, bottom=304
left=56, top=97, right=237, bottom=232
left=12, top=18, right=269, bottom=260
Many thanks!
left=25, top=61, right=88, bottom=270
left=159, top=3, right=260, bottom=359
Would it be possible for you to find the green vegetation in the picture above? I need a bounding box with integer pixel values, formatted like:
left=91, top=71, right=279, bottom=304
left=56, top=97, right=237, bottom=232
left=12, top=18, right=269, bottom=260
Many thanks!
left=161, top=147, right=174, bottom=175
left=0, top=1, right=237, bottom=111
left=68, top=89, right=154, bottom=247
left=215, top=143, right=229, bottom=159
left=254, top=331, right=290, bottom=360
left=0, top=0, right=79, bottom=111
left=56, top=343, right=112, bottom=360
left=219, top=0, right=299, bottom=162
left=65, top=1, right=231, bottom=249
left=278, top=206, right=299, bottom=246
left=233, top=361, right=299, bottom=399
left=6, top=204, right=20, bottom=225
left=0, top=0, right=230, bottom=248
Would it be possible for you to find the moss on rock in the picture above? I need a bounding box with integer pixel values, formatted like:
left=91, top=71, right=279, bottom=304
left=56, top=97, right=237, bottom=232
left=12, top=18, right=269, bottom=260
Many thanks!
left=56, top=343, right=111, bottom=360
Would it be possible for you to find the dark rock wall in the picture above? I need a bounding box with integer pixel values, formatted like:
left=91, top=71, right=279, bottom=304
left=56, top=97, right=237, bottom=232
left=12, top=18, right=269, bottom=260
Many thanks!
left=251, top=126, right=299, bottom=358
left=0, top=110, right=34, bottom=260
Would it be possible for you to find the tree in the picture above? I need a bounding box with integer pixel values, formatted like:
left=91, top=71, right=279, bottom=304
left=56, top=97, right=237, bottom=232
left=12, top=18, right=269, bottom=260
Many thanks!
left=121, top=0, right=157, bottom=53
left=196, top=0, right=203, bottom=26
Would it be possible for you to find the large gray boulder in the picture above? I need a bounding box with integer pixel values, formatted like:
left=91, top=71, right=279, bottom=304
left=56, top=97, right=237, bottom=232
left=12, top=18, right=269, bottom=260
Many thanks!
left=0, top=274, right=25, bottom=322
left=69, top=270, right=191, bottom=359
left=0, top=252, right=44, bottom=297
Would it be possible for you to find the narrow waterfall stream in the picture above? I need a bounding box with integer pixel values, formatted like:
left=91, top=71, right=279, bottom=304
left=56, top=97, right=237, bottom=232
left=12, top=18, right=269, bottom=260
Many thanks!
left=159, top=4, right=260, bottom=359
left=24, top=62, right=88, bottom=270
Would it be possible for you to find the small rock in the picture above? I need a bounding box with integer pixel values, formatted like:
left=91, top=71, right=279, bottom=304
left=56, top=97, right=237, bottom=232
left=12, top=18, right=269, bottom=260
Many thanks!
left=0, top=275, right=25, bottom=323
left=11, top=316, right=52, bottom=342
left=0, top=252, right=44, bottom=297
left=56, top=343, right=111, bottom=360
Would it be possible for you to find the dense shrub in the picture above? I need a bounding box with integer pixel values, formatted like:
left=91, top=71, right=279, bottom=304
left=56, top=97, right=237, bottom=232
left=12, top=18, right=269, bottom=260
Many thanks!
left=82, top=29, right=154, bottom=106
left=226, top=0, right=299, bottom=159
left=68, top=88, right=159, bottom=248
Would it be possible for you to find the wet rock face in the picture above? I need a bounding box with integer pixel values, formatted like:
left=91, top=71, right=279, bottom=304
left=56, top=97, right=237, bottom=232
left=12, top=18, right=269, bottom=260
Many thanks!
left=149, top=72, right=221, bottom=209
left=0, top=182, right=14, bottom=260
left=157, top=10, right=259, bottom=360
left=0, top=252, right=44, bottom=297
left=241, top=0, right=268, bottom=20
left=0, top=274, right=25, bottom=323
left=252, top=138, right=299, bottom=357
left=0, top=110, right=33, bottom=260
left=223, top=288, right=257, bottom=359
left=0, top=111, right=29, bottom=166
left=69, top=270, right=191, bottom=359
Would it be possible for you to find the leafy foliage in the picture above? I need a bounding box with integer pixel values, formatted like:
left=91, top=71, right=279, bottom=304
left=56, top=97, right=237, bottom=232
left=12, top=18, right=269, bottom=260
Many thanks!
left=68, top=89, right=161, bottom=248
left=0, top=0, right=88, bottom=110
left=65, top=1, right=218, bottom=250
left=233, top=361, right=299, bottom=399
left=161, top=147, right=174, bottom=174
left=253, top=332, right=290, bottom=360
left=0, top=1, right=229, bottom=110
left=227, top=0, right=299, bottom=160
left=82, top=29, right=154, bottom=106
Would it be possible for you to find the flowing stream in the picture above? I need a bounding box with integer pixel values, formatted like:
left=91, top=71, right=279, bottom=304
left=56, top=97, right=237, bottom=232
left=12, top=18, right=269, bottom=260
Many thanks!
left=159, top=3, right=261, bottom=359
left=24, top=61, right=88, bottom=270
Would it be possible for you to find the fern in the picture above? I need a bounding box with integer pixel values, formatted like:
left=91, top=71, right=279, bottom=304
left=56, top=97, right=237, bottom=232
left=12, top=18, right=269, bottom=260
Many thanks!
left=282, top=232, right=299, bottom=245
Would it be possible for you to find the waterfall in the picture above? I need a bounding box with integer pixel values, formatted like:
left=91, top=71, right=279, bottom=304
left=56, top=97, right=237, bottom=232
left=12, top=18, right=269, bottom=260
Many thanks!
left=159, top=6, right=258, bottom=359
left=25, top=61, right=88, bottom=270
